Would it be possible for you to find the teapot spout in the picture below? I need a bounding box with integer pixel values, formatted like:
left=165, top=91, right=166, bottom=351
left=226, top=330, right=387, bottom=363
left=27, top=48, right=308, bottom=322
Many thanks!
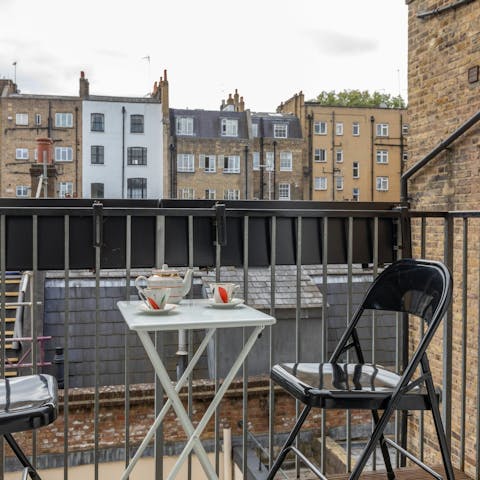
left=183, top=269, right=193, bottom=296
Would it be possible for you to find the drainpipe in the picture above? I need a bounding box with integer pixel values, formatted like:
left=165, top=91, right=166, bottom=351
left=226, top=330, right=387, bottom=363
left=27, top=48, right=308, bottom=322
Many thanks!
left=260, top=135, right=264, bottom=200
left=370, top=115, right=375, bottom=201
left=400, top=109, right=480, bottom=203
left=121, top=106, right=126, bottom=198
left=307, top=113, right=313, bottom=200
left=169, top=142, right=176, bottom=198
left=244, top=144, right=249, bottom=199
left=272, top=141, right=277, bottom=200
left=331, top=111, right=335, bottom=201
left=75, top=106, right=79, bottom=197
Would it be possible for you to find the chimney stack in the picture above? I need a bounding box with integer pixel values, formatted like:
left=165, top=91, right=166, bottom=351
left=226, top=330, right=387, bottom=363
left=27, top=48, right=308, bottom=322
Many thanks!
left=79, top=71, right=89, bottom=98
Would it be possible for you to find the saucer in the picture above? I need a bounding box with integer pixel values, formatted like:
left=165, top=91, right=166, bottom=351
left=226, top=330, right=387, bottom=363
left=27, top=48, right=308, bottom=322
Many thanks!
left=207, top=298, right=245, bottom=309
left=138, top=303, right=176, bottom=315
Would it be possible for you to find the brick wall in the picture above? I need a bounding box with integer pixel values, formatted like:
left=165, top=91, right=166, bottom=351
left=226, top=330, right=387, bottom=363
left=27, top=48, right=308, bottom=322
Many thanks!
left=406, top=1, right=480, bottom=476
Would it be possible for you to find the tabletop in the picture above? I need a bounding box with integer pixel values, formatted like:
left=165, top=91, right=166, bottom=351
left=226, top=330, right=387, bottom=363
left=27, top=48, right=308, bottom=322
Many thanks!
left=117, top=299, right=276, bottom=332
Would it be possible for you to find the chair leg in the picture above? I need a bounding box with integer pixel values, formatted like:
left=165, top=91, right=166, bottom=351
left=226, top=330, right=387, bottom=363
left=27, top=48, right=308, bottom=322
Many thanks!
left=4, top=434, right=42, bottom=480
left=421, top=358, right=455, bottom=480
left=267, top=405, right=311, bottom=480
left=372, top=410, right=395, bottom=480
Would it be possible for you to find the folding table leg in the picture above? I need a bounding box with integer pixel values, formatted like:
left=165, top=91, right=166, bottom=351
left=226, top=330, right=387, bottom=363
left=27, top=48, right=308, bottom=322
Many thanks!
left=120, top=329, right=216, bottom=480
left=137, top=330, right=218, bottom=480
left=167, top=325, right=266, bottom=480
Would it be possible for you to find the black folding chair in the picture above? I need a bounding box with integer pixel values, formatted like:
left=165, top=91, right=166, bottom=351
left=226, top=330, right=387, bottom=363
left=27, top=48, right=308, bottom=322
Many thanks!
left=0, top=374, right=58, bottom=480
left=267, top=258, right=455, bottom=480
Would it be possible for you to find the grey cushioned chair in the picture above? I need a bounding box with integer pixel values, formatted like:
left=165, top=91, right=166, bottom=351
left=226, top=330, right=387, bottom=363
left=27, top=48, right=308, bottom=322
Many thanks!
left=267, top=258, right=455, bottom=480
left=0, top=374, right=58, bottom=480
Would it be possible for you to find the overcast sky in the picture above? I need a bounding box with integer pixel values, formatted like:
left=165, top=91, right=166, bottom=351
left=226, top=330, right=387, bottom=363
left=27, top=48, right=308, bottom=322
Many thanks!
left=0, top=0, right=408, bottom=112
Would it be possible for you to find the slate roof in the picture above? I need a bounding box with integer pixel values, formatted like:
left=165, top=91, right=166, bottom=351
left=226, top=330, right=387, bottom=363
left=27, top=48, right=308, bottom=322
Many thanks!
left=251, top=113, right=303, bottom=139
left=171, top=108, right=249, bottom=139
left=201, top=265, right=323, bottom=310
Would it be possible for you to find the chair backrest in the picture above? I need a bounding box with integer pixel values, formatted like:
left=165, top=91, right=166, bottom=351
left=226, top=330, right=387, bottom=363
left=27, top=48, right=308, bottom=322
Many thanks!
left=362, top=258, right=452, bottom=325
left=330, top=258, right=452, bottom=364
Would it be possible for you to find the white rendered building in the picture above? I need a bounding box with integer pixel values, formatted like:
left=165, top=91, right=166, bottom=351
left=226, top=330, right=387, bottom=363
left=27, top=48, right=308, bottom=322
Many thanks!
left=82, top=97, right=163, bottom=199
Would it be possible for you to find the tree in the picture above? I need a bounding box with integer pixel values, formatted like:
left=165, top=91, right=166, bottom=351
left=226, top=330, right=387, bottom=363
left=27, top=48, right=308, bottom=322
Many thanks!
left=311, top=89, right=406, bottom=108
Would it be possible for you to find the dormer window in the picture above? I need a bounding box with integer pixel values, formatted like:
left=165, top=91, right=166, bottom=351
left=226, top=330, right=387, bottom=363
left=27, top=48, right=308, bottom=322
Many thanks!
left=273, top=123, right=288, bottom=138
left=176, top=117, right=194, bottom=136
left=221, top=118, right=238, bottom=137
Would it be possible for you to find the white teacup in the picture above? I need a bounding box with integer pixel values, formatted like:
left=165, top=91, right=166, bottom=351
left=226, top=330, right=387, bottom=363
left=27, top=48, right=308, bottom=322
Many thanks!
left=210, top=283, right=239, bottom=304
left=138, top=287, right=170, bottom=310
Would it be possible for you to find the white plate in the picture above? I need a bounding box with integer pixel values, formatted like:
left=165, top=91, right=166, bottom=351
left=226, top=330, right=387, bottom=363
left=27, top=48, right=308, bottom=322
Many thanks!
left=207, top=298, right=245, bottom=309
left=138, top=303, right=177, bottom=315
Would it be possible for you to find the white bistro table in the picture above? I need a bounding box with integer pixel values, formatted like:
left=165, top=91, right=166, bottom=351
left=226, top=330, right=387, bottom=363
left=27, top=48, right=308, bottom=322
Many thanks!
left=117, top=299, right=276, bottom=480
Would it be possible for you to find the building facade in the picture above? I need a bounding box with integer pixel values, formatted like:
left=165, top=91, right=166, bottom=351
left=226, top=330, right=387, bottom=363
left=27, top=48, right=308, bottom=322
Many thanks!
left=82, top=96, right=163, bottom=199
left=278, top=92, right=407, bottom=202
left=168, top=92, right=306, bottom=200
left=405, top=1, right=480, bottom=477
left=0, top=79, right=81, bottom=198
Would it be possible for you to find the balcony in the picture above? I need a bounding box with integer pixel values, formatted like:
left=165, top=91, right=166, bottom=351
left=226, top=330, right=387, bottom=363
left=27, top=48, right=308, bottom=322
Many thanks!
left=0, top=199, right=476, bottom=479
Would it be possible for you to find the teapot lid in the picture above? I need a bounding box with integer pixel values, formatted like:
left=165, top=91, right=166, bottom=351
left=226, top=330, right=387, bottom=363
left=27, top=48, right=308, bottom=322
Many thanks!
left=153, top=264, right=179, bottom=276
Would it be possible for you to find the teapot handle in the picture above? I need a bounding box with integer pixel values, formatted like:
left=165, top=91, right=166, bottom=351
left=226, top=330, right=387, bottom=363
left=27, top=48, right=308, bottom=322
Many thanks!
left=135, top=275, right=148, bottom=292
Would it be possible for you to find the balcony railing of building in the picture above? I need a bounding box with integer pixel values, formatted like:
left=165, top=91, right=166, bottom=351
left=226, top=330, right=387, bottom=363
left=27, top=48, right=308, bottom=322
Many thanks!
left=0, top=199, right=477, bottom=480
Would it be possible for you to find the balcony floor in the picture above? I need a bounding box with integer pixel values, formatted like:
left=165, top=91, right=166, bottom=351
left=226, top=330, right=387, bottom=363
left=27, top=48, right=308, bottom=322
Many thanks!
left=327, top=466, right=467, bottom=480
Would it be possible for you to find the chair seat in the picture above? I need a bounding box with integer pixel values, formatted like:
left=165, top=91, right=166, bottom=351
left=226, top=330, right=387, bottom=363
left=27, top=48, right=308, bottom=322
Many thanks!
left=272, top=363, right=438, bottom=410
left=0, top=374, right=58, bottom=435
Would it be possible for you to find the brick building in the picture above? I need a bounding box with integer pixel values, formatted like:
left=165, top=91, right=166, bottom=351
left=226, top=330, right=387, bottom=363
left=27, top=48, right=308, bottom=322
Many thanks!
left=405, top=0, right=480, bottom=477
left=278, top=92, right=407, bottom=201
left=0, top=79, right=81, bottom=198
left=168, top=91, right=306, bottom=200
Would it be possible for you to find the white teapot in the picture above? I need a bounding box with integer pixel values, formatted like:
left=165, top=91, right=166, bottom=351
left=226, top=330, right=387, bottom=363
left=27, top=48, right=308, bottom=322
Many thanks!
left=135, top=264, right=193, bottom=304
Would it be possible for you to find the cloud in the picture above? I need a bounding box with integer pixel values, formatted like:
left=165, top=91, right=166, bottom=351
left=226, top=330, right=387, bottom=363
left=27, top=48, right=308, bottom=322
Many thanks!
left=310, top=29, right=378, bottom=56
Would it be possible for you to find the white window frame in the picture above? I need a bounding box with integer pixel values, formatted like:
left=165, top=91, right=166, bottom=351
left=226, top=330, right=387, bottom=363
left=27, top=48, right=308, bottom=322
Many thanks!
left=177, top=154, right=195, bottom=172
left=178, top=187, right=195, bottom=199
left=199, top=154, right=216, bottom=173
left=376, top=176, right=389, bottom=191
left=252, top=152, right=260, bottom=171
left=55, top=147, right=73, bottom=162
left=314, top=121, right=327, bottom=135
left=223, top=189, right=240, bottom=200
left=314, top=177, right=327, bottom=191
left=15, top=113, right=28, bottom=126
left=273, top=123, right=288, bottom=139
left=353, top=161, right=360, bottom=179
left=205, top=189, right=216, bottom=200
left=335, top=122, right=344, bottom=136
left=176, top=117, right=194, bottom=136
left=58, top=182, right=73, bottom=198
left=223, top=155, right=240, bottom=173
left=314, top=148, right=327, bottom=163
left=16, top=148, right=29, bottom=160
left=352, top=122, right=360, bottom=136
left=353, top=187, right=360, bottom=201
left=335, top=149, right=344, bottom=163
left=55, top=112, right=73, bottom=128
left=279, top=151, right=292, bottom=171
left=376, top=150, right=389, bottom=164
left=376, top=123, right=389, bottom=137
left=35, top=113, right=42, bottom=126
left=16, top=185, right=29, bottom=197
left=278, top=183, right=290, bottom=200
left=336, top=176, right=344, bottom=191
left=221, top=118, right=238, bottom=137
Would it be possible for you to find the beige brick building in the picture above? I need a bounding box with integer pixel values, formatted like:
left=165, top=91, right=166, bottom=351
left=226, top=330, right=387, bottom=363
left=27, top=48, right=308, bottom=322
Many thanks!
left=168, top=92, right=306, bottom=200
left=0, top=80, right=81, bottom=198
left=406, top=1, right=480, bottom=477
left=278, top=92, right=407, bottom=201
